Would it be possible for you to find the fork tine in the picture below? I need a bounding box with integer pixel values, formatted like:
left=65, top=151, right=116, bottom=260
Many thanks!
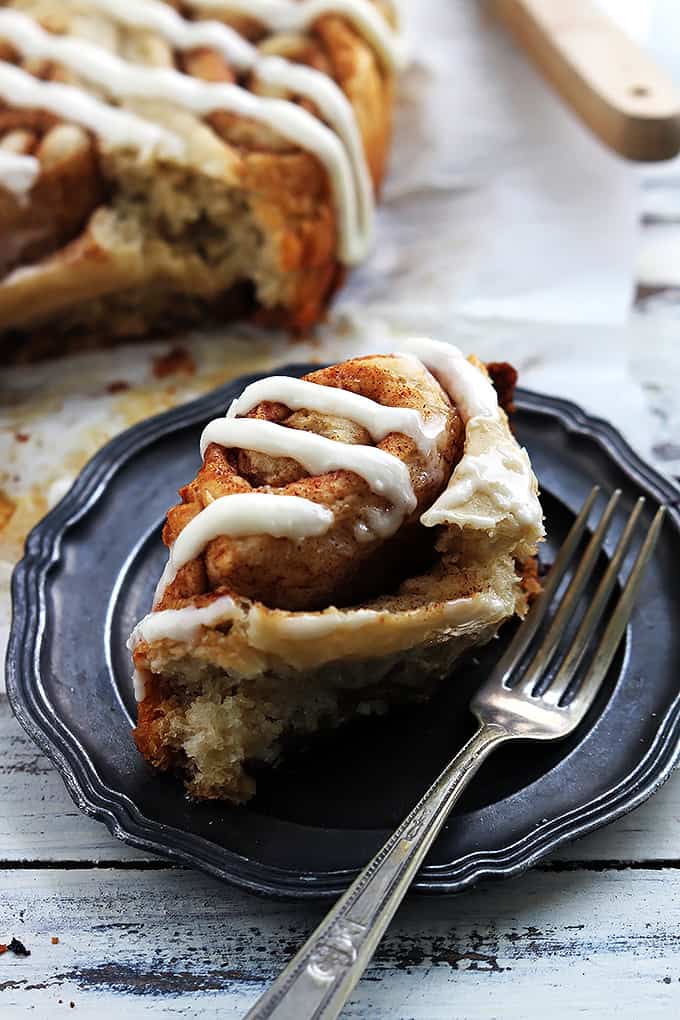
left=542, top=497, right=646, bottom=706
left=566, top=505, right=667, bottom=721
left=519, top=488, right=622, bottom=695
left=492, top=485, right=600, bottom=687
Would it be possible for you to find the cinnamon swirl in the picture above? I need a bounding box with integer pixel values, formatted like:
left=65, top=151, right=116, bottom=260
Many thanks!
left=0, top=0, right=401, bottom=353
left=130, top=337, right=545, bottom=802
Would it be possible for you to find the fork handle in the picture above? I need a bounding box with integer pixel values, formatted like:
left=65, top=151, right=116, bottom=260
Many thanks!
left=243, top=722, right=511, bottom=1020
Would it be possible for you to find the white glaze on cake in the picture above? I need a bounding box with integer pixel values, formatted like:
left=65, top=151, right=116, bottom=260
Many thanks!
left=86, top=0, right=256, bottom=68
left=227, top=375, right=445, bottom=454
left=420, top=417, right=543, bottom=534
left=129, top=595, right=240, bottom=697
left=200, top=417, right=416, bottom=533
left=130, top=588, right=510, bottom=685
left=0, top=61, right=183, bottom=160
left=130, top=594, right=239, bottom=648
left=152, top=371, right=424, bottom=606
left=399, top=338, right=544, bottom=536
left=0, top=150, right=39, bottom=198
left=247, top=592, right=509, bottom=643
left=135, top=340, right=544, bottom=666
left=182, top=0, right=407, bottom=70
left=82, top=0, right=375, bottom=259
left=0, top=5, right=396, bottom=262
left=154, top=493, right=333, bottom=602
left=132, top=668, right=151, bottom=702
left=399, top=336, right=499, bottom=421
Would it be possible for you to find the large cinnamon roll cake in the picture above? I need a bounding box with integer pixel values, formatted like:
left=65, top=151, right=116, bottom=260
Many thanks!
left=0, top=1, right=402, bottom=348
left=130, top=338, right=545, bottom=802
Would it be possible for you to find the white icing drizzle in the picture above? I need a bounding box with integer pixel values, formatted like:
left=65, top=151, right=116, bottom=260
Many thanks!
left=423, top=421, right=541, bottom=530
left=399, top=338, right=544, bottom=536
left=154, top=493, right=333, bottom=603
left=133, top=343, right=544, bottom=671
left=200, top=417, right=416, bottom=520
left=183, top=0, right=407, bottom=70
left=0, top=8, right=380, bottom=262
left=399, top=337, right=500, bottom=422
left=151, top=370, right=423, bottom=611
left=83, top=0, right=374, bottom=258
left=174, top=493, right=333, bottom=566
left=86, top=0, right=255, bottom=68
left=131, top=590, right=508, bottom=664
left=227, top=376, right=444, bottom=454
left=0, top=149, right=39, bottom=198
left=132, top=668, right=150, bottom=702
left=0, top=60, right=183, bottom=160
left=129, top=595, right=239, bottom=652
left=247, top=592, right=509, bottom=642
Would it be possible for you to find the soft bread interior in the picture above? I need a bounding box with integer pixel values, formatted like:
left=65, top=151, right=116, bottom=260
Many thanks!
left=0, top=143, right=314, bottom=337
left=0, top=0, right=394, bottom=348
left=135, top=555, right=523, bottom=801
left=131, top=348, right=545, bottom=802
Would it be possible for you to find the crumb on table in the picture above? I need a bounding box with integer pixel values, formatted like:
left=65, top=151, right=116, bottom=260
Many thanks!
left=4, top=937, right=31, bottom=956
left=152, top=346, right=196, bottom=379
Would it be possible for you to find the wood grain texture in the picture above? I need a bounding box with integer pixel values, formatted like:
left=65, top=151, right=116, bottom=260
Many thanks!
left=1, top=19, right=680, bottom=1020
left=635, top=185, right=680, bottom=314
left=1, top=867, right=680, bottom=1017
left=2, top=698, right=679, bottom=867
left=2, top=182, right=680, bottom=1019
left=0, top=698, right=150, bottom=864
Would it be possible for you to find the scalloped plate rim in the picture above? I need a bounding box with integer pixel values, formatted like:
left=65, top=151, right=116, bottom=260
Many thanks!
left=6, top=367, right=680, bottom=899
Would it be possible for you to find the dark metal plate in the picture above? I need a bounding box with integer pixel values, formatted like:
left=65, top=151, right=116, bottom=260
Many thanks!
left=7, top=366, right=680, bottom=898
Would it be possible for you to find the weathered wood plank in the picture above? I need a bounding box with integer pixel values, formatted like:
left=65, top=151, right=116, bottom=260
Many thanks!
left=2, top=698, right=679, bottom=866
left=0, top=697, right=150, bottom=864
left=637, top=222, right=680, bottom=289
left=1, top=867, right=679, bottom=1018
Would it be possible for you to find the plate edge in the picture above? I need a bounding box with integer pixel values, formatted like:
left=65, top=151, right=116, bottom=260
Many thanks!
left=6, top=368, right=680, bottom=899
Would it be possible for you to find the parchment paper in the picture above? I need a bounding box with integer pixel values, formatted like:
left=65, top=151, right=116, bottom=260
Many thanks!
left=326, top=0, right=639, bottom=338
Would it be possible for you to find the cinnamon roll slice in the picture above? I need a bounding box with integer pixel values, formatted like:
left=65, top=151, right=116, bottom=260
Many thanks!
left=0, top=1, right=401, bottom=355
left=130, top=338, right=545, bottom=802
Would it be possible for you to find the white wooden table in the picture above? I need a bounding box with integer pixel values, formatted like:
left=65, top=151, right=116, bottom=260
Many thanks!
left=2, top=692, right=680, bottom=1019
left=3, top=57, right=680, bottom=1017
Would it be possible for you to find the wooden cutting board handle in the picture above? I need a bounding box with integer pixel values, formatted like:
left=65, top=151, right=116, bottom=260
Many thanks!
left=492, top=0, right=680, bottom=161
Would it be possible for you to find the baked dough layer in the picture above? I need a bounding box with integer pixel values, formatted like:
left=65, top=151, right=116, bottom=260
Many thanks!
left=0, top=0, right=396, bottom=353
left=130, top=346, right=545, bottom=801
left=134, top=557, right=522, bottom=802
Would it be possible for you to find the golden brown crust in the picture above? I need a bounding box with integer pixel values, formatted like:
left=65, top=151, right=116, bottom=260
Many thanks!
left=158, top=354, right=465, bottom=612
left=134, top=674, right=181, bottom=777
left=0, top=124, right=105, bottom=276
left=518, top=551, right=542, bottom=603
left=0, top=2, right=395, bottom=354
left=130, top=350, right=546, bottom=802
left=131, top=557, right=526, bottom=801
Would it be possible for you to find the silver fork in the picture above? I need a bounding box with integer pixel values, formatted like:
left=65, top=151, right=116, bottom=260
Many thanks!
left=244, top=487, right=666, bottom=1020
